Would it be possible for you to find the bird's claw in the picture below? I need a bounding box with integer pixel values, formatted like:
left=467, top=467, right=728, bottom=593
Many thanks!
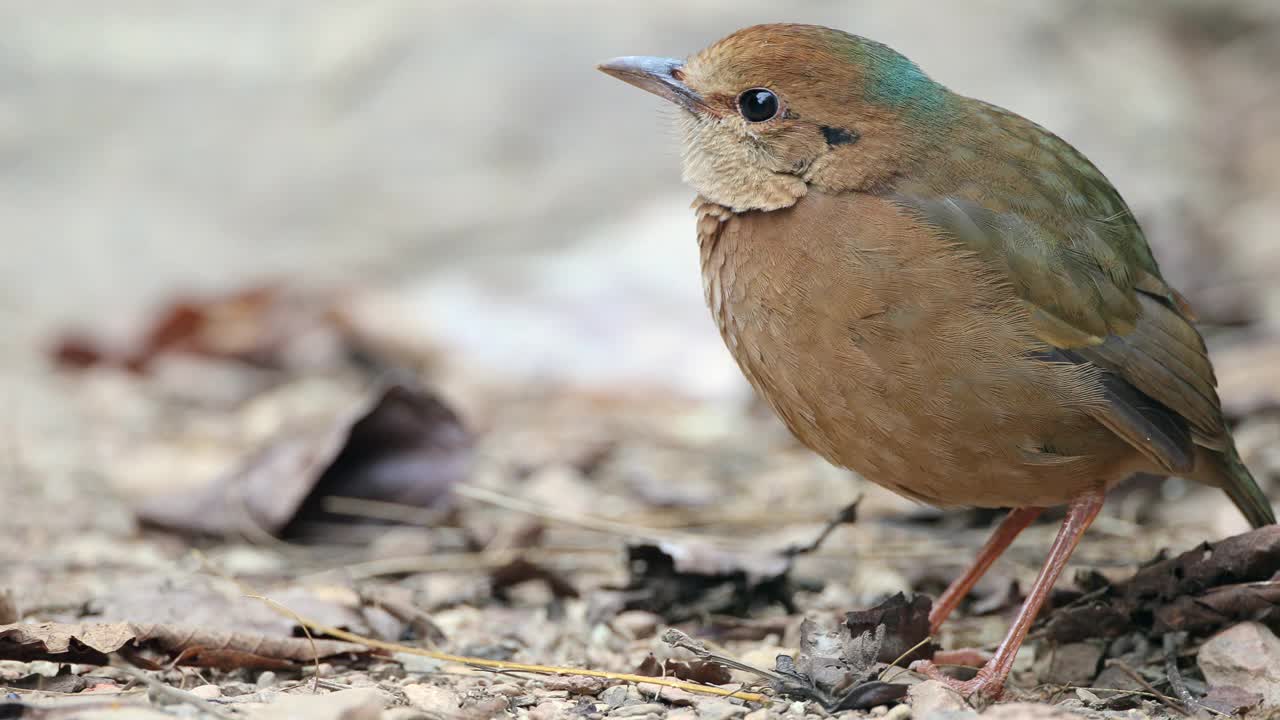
left=909, top=659, right=1005, bottom=701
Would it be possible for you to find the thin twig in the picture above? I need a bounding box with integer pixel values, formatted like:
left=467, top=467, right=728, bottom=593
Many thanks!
left=878, top=634, right=937, bottom=682
left=191, top=550, right=324, bottom=693
left=1107, top=658, right=1191, bottom=717
left=453, top=483, right=719, bottom=546
left=246, top=594, right=323, bottom=693
left=107, top=659, right=236, bottom=720
left=781, top=499, right=860, bottom=558
left=248, top=598, right=768, bottom=703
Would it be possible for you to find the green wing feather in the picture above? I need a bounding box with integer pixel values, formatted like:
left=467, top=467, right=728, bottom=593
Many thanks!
left=893, top=102, right=1273, bottom=526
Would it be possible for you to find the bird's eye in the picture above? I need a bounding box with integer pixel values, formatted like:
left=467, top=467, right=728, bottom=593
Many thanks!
left=737, top=88, right=780, bottom=122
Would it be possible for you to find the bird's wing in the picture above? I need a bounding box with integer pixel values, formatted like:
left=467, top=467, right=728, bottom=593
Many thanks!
left=894, top=190, right=1223, bottom=475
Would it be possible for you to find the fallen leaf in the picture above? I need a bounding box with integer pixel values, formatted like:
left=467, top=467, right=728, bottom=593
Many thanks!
left=633, top=654, right=732, bottom=686
left=88, top=575, right=394, bottom=641
left=1043, top=526, right=1280, bottom=642
left=489, top=557, right=579, bottom=601
left=635, top=653, right=662, bottom=677
left=844, top=592, right=937, bottom=664
left=772, top=615, right=909, bottom=711
left=0, top=621, right=367, bottom=668
left=1155, top=580, right=1280, bottom=633
left=135, top=383, right=471, bottom=539
left=666, top=659, right=732, bottom=686
left=6, top=666, right=92, bottom=694
left=50, top=285, right=353, bottom=375
left=612, top=541, right=795, bottom=621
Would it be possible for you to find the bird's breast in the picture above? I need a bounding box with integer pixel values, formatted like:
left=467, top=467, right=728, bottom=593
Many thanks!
left=695, top=191, right=1125, bottom=508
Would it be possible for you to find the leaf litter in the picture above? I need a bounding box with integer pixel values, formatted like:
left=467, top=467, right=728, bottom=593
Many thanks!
left=11, top=275, right=1280, bottom=720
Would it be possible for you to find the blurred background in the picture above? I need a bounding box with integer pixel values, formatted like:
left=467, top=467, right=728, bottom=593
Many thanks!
left=2, top=0, right=1280, bottom=693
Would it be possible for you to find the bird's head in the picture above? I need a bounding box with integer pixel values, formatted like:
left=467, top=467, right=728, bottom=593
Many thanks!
left=600, top=24, right=955, bottom=212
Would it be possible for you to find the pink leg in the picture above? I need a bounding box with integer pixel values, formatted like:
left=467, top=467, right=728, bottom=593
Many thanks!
left=930, top=506, right=1044, bottom=634
left=912, top=492, right=1105, bottom=701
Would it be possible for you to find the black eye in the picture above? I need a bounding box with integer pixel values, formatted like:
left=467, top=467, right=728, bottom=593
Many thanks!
left=737, top=88, right=780, bottom=122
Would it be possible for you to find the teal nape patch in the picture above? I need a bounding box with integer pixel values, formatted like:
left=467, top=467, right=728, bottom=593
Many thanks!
left=860, top=42, right=945, bottom=114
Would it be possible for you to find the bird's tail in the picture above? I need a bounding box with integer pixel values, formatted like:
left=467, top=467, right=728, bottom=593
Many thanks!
left=1207, top=444, right=1275, bottom=528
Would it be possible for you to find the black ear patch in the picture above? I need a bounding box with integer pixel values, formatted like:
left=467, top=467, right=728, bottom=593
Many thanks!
left=821, top=126, right=859, bottom=146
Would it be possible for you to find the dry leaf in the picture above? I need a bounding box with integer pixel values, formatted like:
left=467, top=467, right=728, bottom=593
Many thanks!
left=0, top=621, right=368, bottom=669
left=613, top=541, right=795, bottom=621
left=772, top=615, right=909, bottom=711
left=845, top=592, right=937, bottom=664
left=489, top=557, right=579, bottom=601
left=1044, top=525, right=1280, bottom=642
left=50, top=285, right=351, bottom=374
left=634, top=654, right=732, bottom=686
left=136, top=383, right=471, bottom=539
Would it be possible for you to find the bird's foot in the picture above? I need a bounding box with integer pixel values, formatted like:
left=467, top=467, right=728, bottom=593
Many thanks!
left=909, top=659, right=1005, bottom=701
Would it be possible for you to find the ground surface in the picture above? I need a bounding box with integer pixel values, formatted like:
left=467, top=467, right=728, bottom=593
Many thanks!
left=2, top=2, right=1280, bottom=719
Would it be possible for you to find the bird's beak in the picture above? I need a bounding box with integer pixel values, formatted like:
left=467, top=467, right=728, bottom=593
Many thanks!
left=597, top=56, right=706, bottom=113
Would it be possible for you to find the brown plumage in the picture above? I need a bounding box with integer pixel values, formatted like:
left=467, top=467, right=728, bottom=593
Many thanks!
left=600, top=23, right=1274, bottom=700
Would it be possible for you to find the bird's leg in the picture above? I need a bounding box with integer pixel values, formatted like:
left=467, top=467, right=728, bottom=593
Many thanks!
left=929, top=506, right=1044, bottom=634
left=911, top=491, right=1104, bottom=701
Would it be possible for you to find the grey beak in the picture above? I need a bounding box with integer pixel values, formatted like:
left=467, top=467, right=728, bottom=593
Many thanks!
left=597, top=56, right=706, bottom=112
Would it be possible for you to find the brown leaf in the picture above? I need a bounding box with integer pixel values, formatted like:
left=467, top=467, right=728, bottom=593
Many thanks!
left=772, top=615, right=909, bottom=711
left=7, top=666, right=93, bottom=694
left=635, top=653, right=663, bottom=677
left=136, top=383, right=471, bottom=538
left=665, top=659, right=732, bottom=686
left=50, top=285, right=353, bottom=374
left=634, top=654, right=731, bottom=685
left=1043, top=526, right=1280, bottom=642
left=845, top=592, right=937, bottom=664
left=615, top=541, right=795, bottom=621
left=89, top=575, right=395, bottom=642
left=1154, top=580, right=1280, bottom=633
left=489, top=557, right=579, bottom=601
left=0, top=621, right=368, bottom=668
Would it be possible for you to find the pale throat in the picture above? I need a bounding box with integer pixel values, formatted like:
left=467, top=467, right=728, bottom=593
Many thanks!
left=678, top=117, right=808, bottom=213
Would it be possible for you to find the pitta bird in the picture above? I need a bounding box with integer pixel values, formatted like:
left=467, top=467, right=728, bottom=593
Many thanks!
left=599, top=23, right=1274, bottom=700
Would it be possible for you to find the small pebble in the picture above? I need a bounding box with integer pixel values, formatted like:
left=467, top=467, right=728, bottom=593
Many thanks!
left=601, top=685, right=641, bottom=708
left=883, top=703, right=912, bottom=720
left=694, top=699, right=746, bottom=720
left=189, top=685, right=222, bottom=700
left=530, top=700, right=574, bottom=720
left=611, top=703, right=666, bottom=717
left=613, top=610, right=661, bottom=639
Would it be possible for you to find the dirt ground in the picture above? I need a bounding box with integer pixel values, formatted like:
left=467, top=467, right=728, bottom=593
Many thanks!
left=3, top=2, right=1280, bottom=719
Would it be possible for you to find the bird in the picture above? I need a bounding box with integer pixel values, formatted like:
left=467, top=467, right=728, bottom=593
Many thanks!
left=598, top=23, right=1275, bottom=701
